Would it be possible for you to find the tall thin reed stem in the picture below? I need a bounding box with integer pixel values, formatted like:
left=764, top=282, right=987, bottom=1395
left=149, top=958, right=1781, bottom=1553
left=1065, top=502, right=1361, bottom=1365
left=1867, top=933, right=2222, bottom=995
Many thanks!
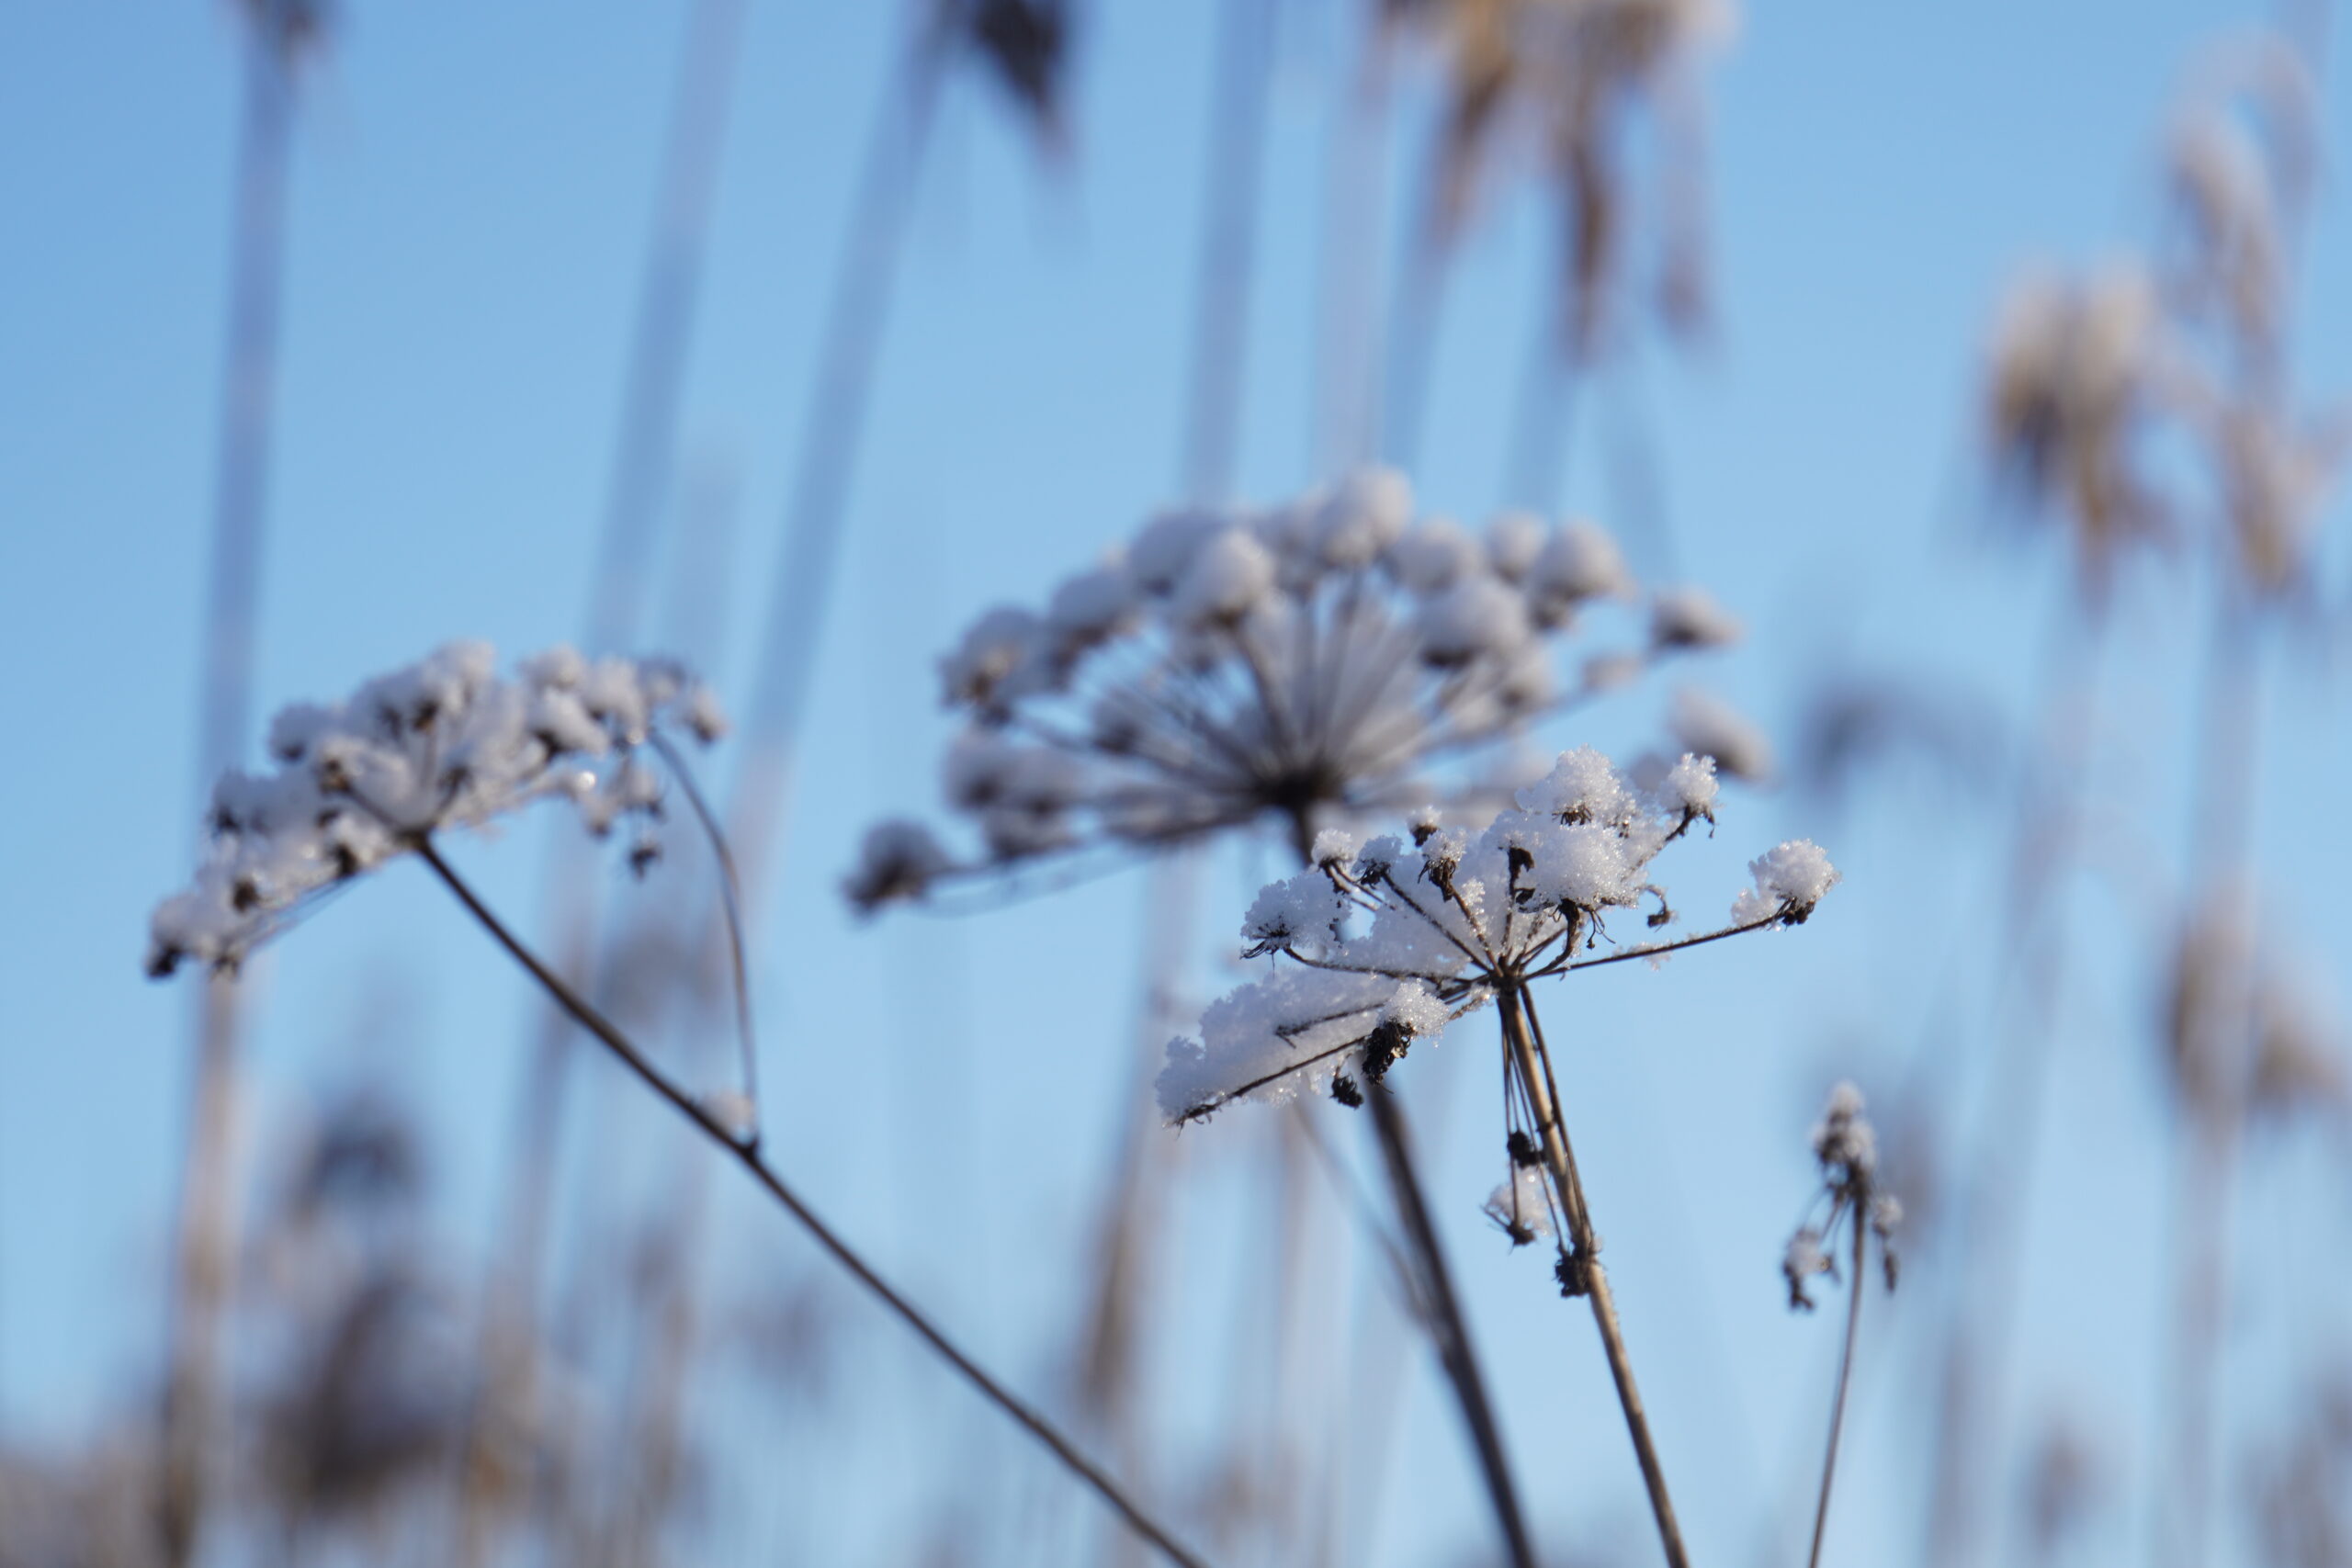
left=1363, top=1086, right=1539, bottom=1568
left=730, top=34, right=944, bottom=908
left=162, top=26, right=295, bottom=1563
left=454, top=10, right=749, bottom=1555
left=407, top=839, right=1209, bottom=1568
left=1498, top=987, right=1690, bottom=1568
left=1924, top=605, right=2108, bottom=1568
left=1806, top=1203, right=1869, bottom=1568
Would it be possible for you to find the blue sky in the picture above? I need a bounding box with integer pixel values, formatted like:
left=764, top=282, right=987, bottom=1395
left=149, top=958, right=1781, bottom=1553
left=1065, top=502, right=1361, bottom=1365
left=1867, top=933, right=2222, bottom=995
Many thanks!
left=3, top=1, right=2349, bottom=1564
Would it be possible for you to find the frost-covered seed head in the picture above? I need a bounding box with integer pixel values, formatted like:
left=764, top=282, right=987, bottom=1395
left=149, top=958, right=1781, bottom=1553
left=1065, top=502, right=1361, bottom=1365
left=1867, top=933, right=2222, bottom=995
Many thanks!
left=1485, top=1166, right=1555, bottom=1246
left=1156, top=747, right=1842, bottom=1122
left=147, top=643, right=723, bottom=978
left=857, top=471, right=1734, bottom=908
left=1733, top=840, right=1840, bottom=926
left=1311, top=828, right=1359, bottom=870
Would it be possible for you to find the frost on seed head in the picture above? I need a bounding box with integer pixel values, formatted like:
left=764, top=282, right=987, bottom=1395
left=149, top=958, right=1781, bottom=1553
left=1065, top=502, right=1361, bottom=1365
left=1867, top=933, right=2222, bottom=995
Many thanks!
left=1485, top=1166, right=1555, bottom=1246
left=1732, top=840, right=1840, bottom=926
left=853, top=469, right=1741, bottom=909
left=147, top=642, right=723, bottom=979
left=1240, top=870, right=1347, bottom=958
left=1159, top=747, right=1841, bottom=1122
left=1310, top=828, right=1359, bottom=870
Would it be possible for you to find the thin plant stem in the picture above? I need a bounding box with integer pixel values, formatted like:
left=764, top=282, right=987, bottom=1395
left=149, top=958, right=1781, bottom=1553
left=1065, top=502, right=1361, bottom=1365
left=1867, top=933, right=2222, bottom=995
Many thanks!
left=455, top=8, right=748, bottom=1550
left=407, top=838, right=1209, bottom=1568
left=163, top=27, right=294, bottom=1563
left=649, top=729, right=762, bottom=1130
left=1181, top=0, right=1276, bottom=502
left=1498, top=988, right=1690, bottom=1568
left=1363, top=1084, right=1539, bottom=1568
left=1275, top=812, right=1536, bottom=1568
left=1806, top=1205, right=1869, bottom=1568
left=1923, top=603, right=2108, bottom=1568
left=730, top=32, right=944, bottom=910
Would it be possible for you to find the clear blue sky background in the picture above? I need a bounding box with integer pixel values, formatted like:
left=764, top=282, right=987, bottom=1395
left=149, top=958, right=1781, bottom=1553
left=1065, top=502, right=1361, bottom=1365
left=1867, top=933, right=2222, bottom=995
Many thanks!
left=3, top=1, right=2349, bottom=1564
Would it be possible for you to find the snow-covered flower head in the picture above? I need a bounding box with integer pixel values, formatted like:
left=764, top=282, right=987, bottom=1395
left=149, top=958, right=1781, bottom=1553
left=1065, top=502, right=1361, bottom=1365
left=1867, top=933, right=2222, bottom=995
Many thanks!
left=147, top=641, right=727, bottom=977
left=1156, top=744, right=1833, bottom=1123
left=849, top=469, right=1736, bottom=908
left=1783, top=1079, right=1898, bottom=1311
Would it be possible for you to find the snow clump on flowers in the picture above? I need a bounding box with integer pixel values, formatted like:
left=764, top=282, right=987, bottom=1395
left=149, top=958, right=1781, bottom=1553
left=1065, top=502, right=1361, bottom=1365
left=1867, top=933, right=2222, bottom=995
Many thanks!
left=1732, top=840, right=1841, bottom=926
left=1485, top=1165, right=1555, bottom=1246
left=1157, top=745, right=1838, bottom=1123
left=852, top=468, right=1740, bottom=908
left=148, top=642, right=727, bottom=977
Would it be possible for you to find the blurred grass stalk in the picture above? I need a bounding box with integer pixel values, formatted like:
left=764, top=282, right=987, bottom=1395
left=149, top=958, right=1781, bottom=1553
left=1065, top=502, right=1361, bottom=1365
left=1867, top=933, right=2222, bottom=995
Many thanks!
left=161, top=8, right=306, bottom=1562
left=452, top=1, right=748, bottom=1560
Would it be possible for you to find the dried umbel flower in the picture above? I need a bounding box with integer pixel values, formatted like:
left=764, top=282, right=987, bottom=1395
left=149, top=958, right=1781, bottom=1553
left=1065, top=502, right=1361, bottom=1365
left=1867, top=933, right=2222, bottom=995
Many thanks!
left=146, top=642, right=727, bottom=977
left=1983, top=263, right=2173, bottom=597
left=1156, top=744, right=1826, bottom=1122
left=1166, top=741, right=1834, bottom=1568
left=1782, top=1080, right=1898, bottom=1311
left=848, top=469, right=1735, bottom=909
left=1389, top=0, right=1737, bottom=349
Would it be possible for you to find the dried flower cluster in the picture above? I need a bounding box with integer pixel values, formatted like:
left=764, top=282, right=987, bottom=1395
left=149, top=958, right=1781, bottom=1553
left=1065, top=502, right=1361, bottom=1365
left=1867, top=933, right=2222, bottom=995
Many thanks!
left=1156, top=743, right=1833, bottom=1122
left=1390, top=0, right=1738, bottom=348
left=1983, top=38, right=2344, bottom=607
left=1782, top=1081, right=1899, bottom=1312
left=147, top=642, right=726, bottom=978
left=847, top=469, right=1746, bottom=909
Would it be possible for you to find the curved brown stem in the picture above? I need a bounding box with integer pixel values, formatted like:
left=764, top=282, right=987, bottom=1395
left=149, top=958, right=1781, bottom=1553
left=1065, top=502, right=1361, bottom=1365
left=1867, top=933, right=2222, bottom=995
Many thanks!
left=410, top=839, right=1210, bottom=1568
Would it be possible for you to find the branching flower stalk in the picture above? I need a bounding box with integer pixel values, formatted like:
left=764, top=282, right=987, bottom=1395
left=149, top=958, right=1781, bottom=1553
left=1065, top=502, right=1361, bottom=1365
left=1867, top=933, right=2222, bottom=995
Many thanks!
left=1160, top=744, right=1841, bottom=1568
left=852, top=470, right=1749, bottom=1566
left=1783, top=1083, right=1901, bottom=1568
left=146, top=644, right=1208, bottom=1568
